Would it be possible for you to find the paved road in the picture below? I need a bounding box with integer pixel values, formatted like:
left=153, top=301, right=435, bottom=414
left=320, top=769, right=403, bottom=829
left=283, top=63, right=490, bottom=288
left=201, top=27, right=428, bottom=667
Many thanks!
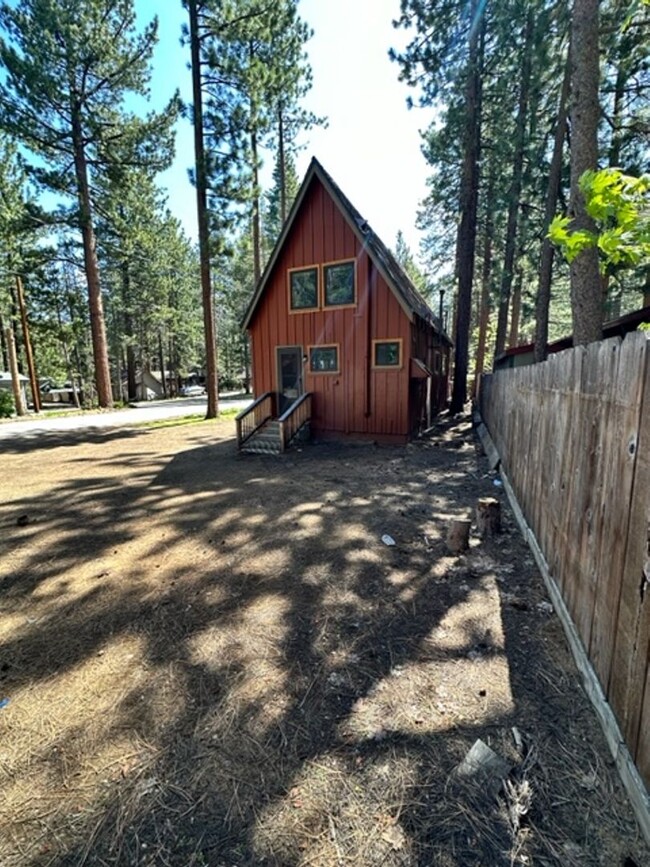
left=0, top=396, right=252, bottom=442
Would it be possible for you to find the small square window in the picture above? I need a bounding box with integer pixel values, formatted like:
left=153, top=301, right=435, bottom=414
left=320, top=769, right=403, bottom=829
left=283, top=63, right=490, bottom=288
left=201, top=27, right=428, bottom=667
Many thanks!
left=309, top=345, right=339, bottom=373
left=290, top=267, right=318, bottom=310
left=373, top=340, right=402, bottom=368
left=324, top=261, right=355, bottom=306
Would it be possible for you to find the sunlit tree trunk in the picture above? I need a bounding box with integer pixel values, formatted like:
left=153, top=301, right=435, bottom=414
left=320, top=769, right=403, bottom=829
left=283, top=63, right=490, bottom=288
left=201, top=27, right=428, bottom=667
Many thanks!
left=188, top=0, right=219, bottom=418
left=569, top=0, right=602, bottom=344
left=450, top=0, right=484, bottom=414
left=534, top=52, right=570, bottom=362
left=493, top=10, right=534, bottom=361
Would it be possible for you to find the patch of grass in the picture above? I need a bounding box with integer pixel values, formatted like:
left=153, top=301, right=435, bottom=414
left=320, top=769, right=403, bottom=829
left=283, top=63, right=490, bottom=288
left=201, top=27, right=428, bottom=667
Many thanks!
left=139, top=414, right=210, bottom=430
left=218, top=407, right=240, bottom=420
left=137, top=409, right=238, bottom=430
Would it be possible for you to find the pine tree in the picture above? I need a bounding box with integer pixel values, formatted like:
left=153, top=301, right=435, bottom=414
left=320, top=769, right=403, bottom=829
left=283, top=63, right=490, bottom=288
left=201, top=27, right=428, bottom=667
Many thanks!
left=393, top=0, right=486, bottom=412
left=185, top=0, right=220, bottom=418
left=393, top=231, right=429, bottom=298
left=196, top=0, right=320, bottom=278
left=0, top=0, right=178, bottom=407
left=263, top=149, right=300, bottom=256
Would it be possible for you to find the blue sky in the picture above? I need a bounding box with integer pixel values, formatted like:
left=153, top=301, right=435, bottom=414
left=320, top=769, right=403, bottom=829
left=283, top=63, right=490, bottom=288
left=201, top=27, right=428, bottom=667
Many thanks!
left=139, top=0, right=432, bottom=259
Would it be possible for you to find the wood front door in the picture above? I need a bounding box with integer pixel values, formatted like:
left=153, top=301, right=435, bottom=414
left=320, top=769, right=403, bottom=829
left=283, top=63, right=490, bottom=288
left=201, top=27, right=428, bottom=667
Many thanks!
left=277, top=346, right=303, bottom=414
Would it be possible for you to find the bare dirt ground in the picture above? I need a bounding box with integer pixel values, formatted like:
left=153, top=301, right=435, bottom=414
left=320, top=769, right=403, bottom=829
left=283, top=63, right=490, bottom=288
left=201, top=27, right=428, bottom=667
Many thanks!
left=0, top=415, right=647, bottom=867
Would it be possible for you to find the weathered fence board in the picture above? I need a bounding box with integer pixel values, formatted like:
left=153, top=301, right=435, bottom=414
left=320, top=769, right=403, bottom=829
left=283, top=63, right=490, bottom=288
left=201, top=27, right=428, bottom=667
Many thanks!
left=607, top=339, right=650, bottom=774
left=480, top=331, right=649, bottom=789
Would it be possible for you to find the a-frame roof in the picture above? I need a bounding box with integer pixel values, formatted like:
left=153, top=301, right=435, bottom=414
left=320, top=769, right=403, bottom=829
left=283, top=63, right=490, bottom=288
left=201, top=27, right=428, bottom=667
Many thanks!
left=241, top=157, right=451, bottom=344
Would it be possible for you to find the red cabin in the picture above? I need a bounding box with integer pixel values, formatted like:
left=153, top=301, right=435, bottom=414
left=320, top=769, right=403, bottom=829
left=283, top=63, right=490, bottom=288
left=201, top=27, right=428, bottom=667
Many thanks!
left=237, top=158, right=451, bottom=453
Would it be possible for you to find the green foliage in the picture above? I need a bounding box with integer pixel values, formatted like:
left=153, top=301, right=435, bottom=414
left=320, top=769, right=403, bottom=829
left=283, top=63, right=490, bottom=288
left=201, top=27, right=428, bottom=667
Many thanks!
left=0, top=389, right=14, bottom=418
left=263, top=149, right=300, bottom=256
left=0, top=0, right=179, bottom=406
left=393, top=231, right=429, bottom=298
left=185, top=0, right=320, bottom=255
left=549, top=168, right=650, bottom=271
left=215, top=229, right=255, bottom=389
left=0, top=0, right=178, bottom=190
left=394, top=0, right=649, bottom=356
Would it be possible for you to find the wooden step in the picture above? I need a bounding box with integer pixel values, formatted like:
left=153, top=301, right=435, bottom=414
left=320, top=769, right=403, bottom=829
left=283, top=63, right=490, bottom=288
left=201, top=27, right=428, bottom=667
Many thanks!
left=241, top=420, right=282, bottom=454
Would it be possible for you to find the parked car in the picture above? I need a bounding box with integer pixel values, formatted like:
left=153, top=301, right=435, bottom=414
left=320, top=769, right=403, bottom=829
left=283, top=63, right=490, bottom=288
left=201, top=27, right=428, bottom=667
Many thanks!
left=180, top=383, right=206, bottom=397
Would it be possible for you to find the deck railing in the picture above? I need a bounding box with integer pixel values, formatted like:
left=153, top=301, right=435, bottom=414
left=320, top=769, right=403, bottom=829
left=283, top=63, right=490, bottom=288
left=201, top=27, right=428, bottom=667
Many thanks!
left=278, top=392, right=312, bottom=452
left=235, top=391, right=275, bottom=449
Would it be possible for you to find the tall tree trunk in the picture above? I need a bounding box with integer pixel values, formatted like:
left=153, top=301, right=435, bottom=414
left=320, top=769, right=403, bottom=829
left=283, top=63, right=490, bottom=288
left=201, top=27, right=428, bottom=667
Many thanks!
left=110, top=302, right=122, bottom=402
left=56, top=304, right=81, bottom=409
left=493, top=10, right=534, bottom=362
left=473, top=221, right=493, bottom=392
left=608, top=59, right=626, bottom=168
left=126, top=342, right=137, bottom=401
left=188, top=0, right=219, bottom=418
left=168, top=336, right=176, bottom=398
left=508, top=267, right=524, bottom=347
left=449, top=1, right=484, bottom=414
left=251, top=127, right=262, bottom=283
left=509, top=204, right=530, bottom=349
left=70, top=108, right=113, bottom=408
left=278, top=105, right=287, bottom=223
left=5, top=326, right=25, bottom=415
left=0, top=312, right=8, bottom=371
left=15, top=275, right=40, bottom=412
left=569, top=0, right=602, bottom=345
left=158, top=330, right=167, bottom=398
left=534, top=51, right=571, bottom=362
left=119, top=223, right=137, bottom=402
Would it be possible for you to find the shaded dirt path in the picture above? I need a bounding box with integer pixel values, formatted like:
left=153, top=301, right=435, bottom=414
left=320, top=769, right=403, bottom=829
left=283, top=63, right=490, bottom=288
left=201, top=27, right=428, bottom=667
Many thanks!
left=0, top=416, right=647, bottom=866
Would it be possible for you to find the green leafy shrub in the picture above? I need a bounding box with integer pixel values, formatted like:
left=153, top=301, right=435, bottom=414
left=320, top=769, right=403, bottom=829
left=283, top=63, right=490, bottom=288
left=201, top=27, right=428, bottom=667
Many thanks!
left=0, top=389, right=15, bottom=418
left=549, top=168, right=650, bottom=271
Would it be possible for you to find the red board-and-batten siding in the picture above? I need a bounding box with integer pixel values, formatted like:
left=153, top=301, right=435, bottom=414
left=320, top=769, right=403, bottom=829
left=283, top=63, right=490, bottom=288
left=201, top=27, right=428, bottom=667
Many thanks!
left=249, top=178, right=413, bottom=441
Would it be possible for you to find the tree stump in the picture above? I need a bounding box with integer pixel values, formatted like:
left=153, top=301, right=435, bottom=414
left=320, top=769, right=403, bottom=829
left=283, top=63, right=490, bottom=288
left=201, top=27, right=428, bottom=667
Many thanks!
left=476, top=497, right=501, bottom=537
left=446, top=518, right=472, bottom=554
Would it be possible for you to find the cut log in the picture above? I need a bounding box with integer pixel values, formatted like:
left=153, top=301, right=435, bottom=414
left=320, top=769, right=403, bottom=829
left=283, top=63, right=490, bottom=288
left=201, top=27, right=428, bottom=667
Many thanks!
left=477, top=497, right=501, bottom=537
left=446, top=518, right=472, bottom=554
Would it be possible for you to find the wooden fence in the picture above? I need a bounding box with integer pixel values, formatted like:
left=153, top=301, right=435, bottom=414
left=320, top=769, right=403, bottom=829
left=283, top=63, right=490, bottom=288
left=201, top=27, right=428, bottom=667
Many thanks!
left=479, top=331, right=649, bottom=790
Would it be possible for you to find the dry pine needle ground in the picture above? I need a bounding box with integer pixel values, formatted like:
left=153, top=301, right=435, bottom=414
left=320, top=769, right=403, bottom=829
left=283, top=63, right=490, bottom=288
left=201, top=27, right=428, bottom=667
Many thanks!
left=0, top=415, right=647, bottom=866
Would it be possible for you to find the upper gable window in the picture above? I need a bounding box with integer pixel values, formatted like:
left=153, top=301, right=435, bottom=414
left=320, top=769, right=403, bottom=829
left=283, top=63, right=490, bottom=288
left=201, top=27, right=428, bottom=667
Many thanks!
left=323, top=260, right=355, bottom=307
left=289, top=267, right=318, bottom=311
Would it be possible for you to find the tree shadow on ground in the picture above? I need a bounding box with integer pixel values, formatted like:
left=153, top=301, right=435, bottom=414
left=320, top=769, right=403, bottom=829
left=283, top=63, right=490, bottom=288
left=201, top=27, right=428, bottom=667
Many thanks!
left=0, top=418, right=646, bottom=867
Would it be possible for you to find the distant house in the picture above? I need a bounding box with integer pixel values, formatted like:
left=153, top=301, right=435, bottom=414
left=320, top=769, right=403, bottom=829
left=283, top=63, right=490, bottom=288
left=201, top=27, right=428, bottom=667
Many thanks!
left=120, top=370, right=173, bottom=401
left=237, top=158, right=451, bottom=452
left=0, top=371, right=28, bottom=407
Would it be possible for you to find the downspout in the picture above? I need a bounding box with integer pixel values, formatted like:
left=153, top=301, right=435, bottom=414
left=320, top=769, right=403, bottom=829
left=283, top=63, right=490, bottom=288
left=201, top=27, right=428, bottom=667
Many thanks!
left=365, top=258, right=373, bottom=420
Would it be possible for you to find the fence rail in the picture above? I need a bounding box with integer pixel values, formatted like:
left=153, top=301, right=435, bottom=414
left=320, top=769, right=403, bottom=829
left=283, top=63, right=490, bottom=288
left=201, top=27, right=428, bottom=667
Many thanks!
left=279, top=393, right=312, bottom=452
left=235, top=391, right=275, bottom=449
left=480, top=331, right=649, bottom=788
